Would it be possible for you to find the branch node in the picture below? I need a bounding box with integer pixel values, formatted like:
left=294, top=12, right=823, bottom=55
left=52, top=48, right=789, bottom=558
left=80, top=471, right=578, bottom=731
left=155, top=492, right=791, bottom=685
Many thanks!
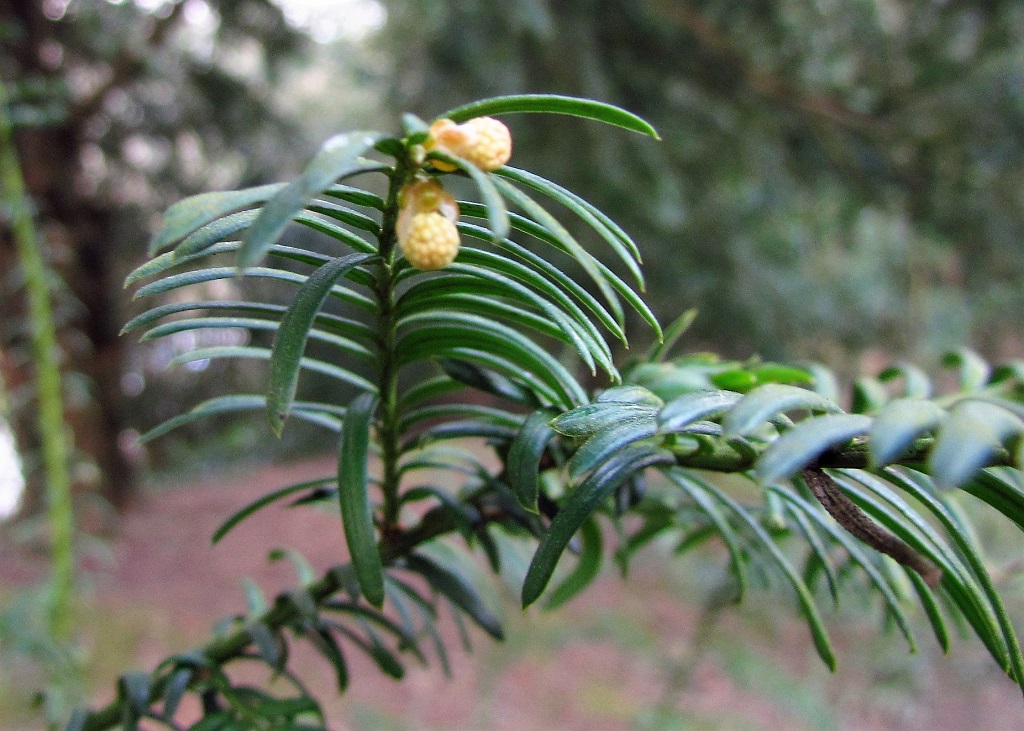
left=802, top=467, right=942, bottom=588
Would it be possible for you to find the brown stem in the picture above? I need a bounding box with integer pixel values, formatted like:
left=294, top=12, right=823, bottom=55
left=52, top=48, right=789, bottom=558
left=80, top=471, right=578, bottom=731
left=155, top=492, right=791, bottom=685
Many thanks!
left=802, top=467, right=942, bottom=587
left=670, top=435, right=1014, bottom=474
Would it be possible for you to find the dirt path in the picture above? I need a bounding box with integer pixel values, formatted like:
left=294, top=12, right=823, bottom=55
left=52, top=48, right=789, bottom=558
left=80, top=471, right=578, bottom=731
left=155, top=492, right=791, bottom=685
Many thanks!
left=5, top=455, right=1024, bottom=730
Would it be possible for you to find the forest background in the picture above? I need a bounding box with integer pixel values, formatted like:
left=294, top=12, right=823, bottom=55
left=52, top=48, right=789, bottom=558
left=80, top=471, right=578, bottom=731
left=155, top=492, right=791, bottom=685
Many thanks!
left=3, top=1, right=1024, bottom=729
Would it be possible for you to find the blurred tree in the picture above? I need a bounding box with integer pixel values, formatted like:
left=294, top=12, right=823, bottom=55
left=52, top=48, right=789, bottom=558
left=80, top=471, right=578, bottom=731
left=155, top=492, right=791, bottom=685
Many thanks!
left=381, top=0, right=1024, bottom=368
left=0, top=0, right=311, bottom=506
left=6, top=0, right=1023, bottom=507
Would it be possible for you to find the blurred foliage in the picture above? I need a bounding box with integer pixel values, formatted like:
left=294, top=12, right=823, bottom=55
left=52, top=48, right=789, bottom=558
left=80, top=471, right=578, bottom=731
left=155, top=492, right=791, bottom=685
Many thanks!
left=381, top=0, right=1024, bottom=364
left=0, top=0, right=327, bottom=492
left=6, top=0, right=1024, bottom=485
left=4, top=5, right=1024, bottom=724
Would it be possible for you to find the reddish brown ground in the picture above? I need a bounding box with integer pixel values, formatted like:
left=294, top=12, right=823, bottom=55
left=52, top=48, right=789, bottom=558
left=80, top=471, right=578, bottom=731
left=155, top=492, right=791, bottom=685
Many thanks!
left=4, top=456, right=1024, bottom=730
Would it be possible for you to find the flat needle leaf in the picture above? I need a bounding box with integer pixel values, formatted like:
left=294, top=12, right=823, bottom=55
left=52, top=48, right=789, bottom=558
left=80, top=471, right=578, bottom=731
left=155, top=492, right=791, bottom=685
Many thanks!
left=338, top=392, right=384, bottom=607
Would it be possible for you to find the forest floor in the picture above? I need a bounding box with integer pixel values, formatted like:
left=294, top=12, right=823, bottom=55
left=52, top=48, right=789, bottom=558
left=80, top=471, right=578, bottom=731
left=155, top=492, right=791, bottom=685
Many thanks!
left=3, top=454, right=1024, bottom=730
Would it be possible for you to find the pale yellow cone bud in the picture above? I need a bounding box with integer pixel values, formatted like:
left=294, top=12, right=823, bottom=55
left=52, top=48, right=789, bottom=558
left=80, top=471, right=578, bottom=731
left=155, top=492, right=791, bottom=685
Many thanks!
left=399, top=211, right=461, bottom=270
left=399, top=178, right=459, bottom=218
left=459, top=117, right=512, bottom=171
left=424, top=120, right=466, bottom=172
left=396, top=178, right=461, bottom=270
left=396, top=178, right=459, bottom=252
left=425, top=116, right=512, bottom=172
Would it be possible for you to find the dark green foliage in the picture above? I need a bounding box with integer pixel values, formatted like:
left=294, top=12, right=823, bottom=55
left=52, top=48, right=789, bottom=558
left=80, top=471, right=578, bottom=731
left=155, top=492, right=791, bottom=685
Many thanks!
left=75, top=97, right=1024, bottom=729
left=337, top=391, right=384, bottom=606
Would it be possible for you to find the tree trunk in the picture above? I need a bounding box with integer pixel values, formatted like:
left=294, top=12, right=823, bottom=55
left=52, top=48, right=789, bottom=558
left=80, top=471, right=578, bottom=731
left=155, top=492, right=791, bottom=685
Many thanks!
left=4, top=4, right=142, bottom=509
